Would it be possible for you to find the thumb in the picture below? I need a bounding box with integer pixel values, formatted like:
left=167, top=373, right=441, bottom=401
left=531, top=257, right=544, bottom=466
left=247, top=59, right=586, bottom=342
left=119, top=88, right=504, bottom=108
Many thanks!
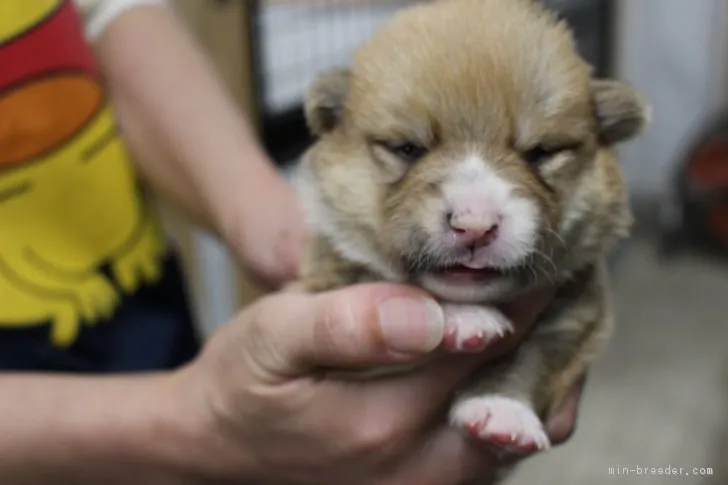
left=252, top=283, right=445, bottom=375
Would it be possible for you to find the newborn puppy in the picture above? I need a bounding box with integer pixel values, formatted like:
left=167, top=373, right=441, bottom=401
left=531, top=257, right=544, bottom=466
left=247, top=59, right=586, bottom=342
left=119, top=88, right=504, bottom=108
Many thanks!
left=296, top=0, right=648, bottom=468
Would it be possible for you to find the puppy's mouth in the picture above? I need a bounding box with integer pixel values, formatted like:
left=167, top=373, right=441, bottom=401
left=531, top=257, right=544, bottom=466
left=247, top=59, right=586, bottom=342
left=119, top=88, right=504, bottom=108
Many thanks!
left=404, top=250, right=509, bottom=284
left=426, top=264, right=504, bottom=283
left=413, top=262, right=511, bottom=303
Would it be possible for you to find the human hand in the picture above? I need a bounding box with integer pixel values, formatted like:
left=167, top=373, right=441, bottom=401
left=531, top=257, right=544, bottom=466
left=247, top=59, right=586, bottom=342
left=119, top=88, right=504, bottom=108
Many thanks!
left=174, top=283, right=583, bottom=484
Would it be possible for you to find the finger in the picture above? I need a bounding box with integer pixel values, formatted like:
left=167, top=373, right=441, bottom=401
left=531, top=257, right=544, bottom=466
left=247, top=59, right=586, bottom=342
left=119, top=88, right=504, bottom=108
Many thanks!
left=299, top=287, right=563, bottom=439
left=356, top=286, right=560, bottom=431
left=347, top=288, right=560, bottom=420
left=394, top=426, right=501, bottom=485
left=546, top=373, right=588, bottom=446
left=247, top=283, right=446, bottom=375
left=339, top=354, right=481, bottom=423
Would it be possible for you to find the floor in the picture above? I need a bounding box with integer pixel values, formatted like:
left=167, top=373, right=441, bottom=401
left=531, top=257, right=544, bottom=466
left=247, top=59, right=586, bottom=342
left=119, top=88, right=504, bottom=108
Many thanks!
left=506, top=236, right=728, bottom=484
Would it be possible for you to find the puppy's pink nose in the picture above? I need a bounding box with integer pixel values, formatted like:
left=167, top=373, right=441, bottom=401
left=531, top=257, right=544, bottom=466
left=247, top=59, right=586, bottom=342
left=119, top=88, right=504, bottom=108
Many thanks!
left=448, top=213, right=500, bottom=249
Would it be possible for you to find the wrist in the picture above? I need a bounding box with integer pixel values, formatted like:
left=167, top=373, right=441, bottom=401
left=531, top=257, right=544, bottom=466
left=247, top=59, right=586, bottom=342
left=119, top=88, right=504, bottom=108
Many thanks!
left=222, top=159, right=304, bottom=285
left=69, top=370, right=244, bottom=485
left=124, top=371, right=219, bottom=483
left=169, top=361, right=261, bottom=484
left=127, top=368, right=253, bottom=484
left=85, top=371, right=222, bottom=484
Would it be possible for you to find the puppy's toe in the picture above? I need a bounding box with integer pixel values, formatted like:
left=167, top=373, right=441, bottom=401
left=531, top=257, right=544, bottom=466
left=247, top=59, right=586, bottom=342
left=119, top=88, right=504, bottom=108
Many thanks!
left=450, top=395, right=551, bottom=454
left=441, top=305, right=514, bottom=352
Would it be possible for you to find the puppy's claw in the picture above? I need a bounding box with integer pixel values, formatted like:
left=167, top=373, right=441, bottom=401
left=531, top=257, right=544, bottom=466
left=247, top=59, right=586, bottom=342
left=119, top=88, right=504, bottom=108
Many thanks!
left=450, top=395, right=551, bottom=454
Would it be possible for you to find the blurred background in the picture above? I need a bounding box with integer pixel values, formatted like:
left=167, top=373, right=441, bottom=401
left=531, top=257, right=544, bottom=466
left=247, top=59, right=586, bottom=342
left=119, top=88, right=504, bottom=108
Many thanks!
left=167, top=0, right=728, bottom=483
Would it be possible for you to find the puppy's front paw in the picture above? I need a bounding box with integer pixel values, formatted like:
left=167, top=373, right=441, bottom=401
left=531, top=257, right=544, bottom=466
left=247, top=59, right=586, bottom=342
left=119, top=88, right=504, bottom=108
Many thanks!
left=450, top=395, right=551, bottom=454
left=441, top=305, right=514, bottom=352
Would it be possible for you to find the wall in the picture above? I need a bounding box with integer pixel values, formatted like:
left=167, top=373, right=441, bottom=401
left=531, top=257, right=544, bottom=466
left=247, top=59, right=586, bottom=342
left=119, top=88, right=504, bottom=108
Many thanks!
left=259, top=1, right=410, bottom=113
left=615, top=0, right=728, bottom=202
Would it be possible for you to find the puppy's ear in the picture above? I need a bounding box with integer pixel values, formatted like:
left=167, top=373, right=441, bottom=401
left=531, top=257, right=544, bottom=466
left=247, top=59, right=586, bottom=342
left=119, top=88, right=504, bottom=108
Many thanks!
left=591, top=79, right=650, bottom=144
left=305, top=69, right=351, bottom=136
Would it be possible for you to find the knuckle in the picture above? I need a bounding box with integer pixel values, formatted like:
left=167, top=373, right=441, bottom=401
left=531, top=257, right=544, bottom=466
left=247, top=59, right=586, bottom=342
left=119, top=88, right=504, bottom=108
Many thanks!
left=244, top=296, right=299, bottom=374
left=315, top=295, right=380, bottom=356
left=349, top=416, right=403, bottom=456
left=549, top=423, right=576, bottom=446
left=315, top=303, right=355, bottom=356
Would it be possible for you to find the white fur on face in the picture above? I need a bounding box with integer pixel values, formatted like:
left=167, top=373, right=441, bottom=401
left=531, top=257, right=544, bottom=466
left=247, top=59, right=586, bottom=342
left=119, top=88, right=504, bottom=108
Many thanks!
left=442, top=154, right=540, bottom=268
left=418, top=273, right=515, bottom=303
left=417, top=154, right=541, bottom=303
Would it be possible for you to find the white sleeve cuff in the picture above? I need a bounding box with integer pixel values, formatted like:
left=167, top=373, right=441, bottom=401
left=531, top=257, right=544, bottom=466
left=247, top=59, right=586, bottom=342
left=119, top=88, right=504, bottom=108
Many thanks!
left=83, top=0, right=170, bottom=41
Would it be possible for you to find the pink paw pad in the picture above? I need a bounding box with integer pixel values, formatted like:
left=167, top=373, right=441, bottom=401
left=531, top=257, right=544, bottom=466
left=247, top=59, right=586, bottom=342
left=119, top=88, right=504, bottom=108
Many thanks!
left=450, top=396, right=551, bottom=454
left=441, top=305, right=513, bottom=353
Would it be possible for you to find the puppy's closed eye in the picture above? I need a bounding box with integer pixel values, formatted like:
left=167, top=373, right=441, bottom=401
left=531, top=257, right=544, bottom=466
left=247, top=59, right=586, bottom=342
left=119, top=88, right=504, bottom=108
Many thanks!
left=374, top=140, right=429, bottom=163
left=386, top=142, right=428, bottom=163
left=369, top=140, right=430, bottom=184
left=521, top=143, right=580, bottom=165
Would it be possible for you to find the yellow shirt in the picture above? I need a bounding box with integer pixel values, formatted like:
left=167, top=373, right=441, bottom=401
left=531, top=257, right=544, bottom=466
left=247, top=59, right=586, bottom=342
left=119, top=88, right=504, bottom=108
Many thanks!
left=0, top=0, right=167, bottom=347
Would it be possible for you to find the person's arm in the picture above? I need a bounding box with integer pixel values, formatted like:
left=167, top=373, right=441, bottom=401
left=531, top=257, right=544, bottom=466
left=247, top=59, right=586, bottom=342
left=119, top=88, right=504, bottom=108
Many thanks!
left=0, top=372, right=218, bottom=485
left=87, top=0, right=303, bottom=288
left=0, top=284, right=579, bottom=485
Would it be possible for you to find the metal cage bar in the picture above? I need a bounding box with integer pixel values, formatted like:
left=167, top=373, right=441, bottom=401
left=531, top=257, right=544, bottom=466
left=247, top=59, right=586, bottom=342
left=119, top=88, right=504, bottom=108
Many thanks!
left=249, top=0, right=616, bottom=167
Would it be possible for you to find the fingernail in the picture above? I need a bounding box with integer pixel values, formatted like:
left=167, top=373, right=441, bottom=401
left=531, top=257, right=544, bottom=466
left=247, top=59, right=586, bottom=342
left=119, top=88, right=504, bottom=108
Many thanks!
left=378, top=298, right=444, bottom=354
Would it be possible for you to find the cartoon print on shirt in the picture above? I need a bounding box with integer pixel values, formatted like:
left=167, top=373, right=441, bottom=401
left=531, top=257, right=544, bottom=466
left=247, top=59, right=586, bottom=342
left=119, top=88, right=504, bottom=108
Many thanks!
left=0, top=0, right=167, bottom=347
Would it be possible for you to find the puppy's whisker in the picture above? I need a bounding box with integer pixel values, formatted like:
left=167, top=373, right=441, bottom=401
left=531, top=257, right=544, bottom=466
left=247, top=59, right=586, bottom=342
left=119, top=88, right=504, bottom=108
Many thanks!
left=533, top=249, right=559, bottom=281
left=546, top=226, right=566, bottom=249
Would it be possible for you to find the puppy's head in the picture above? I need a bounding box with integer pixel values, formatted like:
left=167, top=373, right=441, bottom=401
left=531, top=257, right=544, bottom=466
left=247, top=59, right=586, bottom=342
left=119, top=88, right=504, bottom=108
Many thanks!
left=301, top=0, right=648, bottom=302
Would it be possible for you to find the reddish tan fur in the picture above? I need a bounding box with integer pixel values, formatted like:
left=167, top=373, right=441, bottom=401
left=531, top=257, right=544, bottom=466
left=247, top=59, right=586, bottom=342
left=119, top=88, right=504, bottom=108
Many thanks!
left=296, top=0, right=648, bottom=480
